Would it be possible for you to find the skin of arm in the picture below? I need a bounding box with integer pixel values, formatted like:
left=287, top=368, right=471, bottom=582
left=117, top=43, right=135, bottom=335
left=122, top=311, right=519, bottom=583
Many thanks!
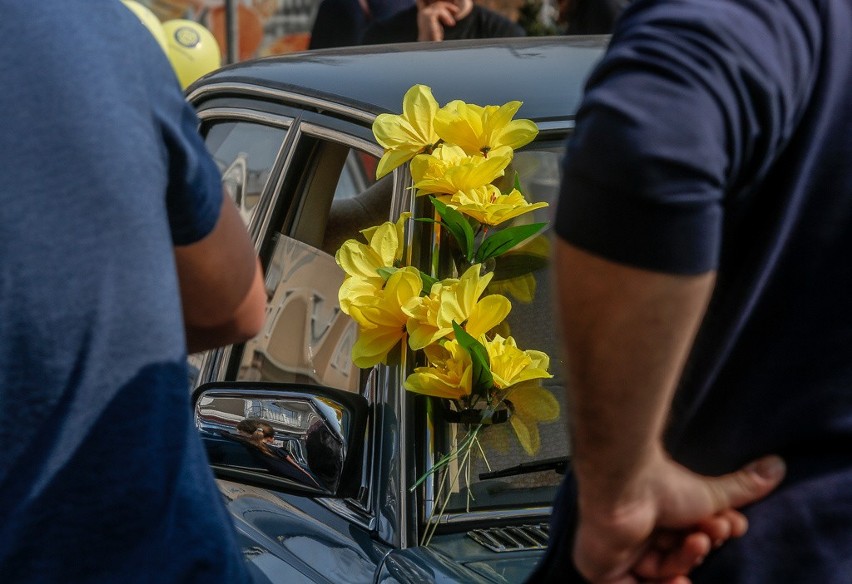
left=175, top=191, right=267, bottom=354
left=416, top=0, right=473, bottom=41
left=554, top=239, right=786, bottom=583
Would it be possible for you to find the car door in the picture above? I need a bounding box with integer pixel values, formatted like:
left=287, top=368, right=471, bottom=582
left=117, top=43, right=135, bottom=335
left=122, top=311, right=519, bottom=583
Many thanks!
left=190, top=94, right=415, bottom=583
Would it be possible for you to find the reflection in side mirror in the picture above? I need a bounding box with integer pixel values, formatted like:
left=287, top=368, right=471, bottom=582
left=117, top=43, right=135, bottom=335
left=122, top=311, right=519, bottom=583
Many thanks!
left=193, top=382, right=368, bottom=498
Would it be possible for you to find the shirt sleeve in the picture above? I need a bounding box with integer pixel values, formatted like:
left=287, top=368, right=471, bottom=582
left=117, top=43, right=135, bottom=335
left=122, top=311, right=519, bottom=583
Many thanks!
left=555, top=0, right=814, bottom=274
left=160, top=92, right=224, bottom=247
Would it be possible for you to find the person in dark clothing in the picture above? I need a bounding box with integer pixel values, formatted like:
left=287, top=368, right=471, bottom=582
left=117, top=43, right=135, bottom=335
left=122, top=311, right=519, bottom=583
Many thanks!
left=362, top=0, right=524, bottom=44
left=308, top=0, right=415, bottom=49
left=529, top=0, right=852, bottom=582
left=558, top=0, right=629, bottom=34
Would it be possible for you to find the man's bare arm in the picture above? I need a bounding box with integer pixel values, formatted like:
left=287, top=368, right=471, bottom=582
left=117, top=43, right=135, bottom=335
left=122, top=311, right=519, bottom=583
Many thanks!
left=557, top=239, right=714, bottom=497
left=175, top=192, right=266, bottom=354
left=554, top=239, right=785, bottom=583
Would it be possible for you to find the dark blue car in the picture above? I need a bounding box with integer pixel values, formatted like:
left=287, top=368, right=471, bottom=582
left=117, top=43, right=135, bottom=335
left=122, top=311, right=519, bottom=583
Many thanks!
left=187, top=36, right=607, bottom=583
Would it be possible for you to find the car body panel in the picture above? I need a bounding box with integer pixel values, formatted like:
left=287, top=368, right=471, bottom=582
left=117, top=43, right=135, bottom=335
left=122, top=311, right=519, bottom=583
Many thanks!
left=190, top=37, right=607, bottom=120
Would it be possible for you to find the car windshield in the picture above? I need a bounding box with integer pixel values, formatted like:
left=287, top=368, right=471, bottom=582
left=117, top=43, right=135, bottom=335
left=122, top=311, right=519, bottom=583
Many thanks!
left=422, top=138, right=571, bottom=515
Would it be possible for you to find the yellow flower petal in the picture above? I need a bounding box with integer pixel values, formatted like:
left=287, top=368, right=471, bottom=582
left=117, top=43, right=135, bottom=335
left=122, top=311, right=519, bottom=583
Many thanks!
left=411, top=145, right=510, bottom=197
left=372, top=85, right=440, bottom=178
left=434, top=99, right=538, bottom=157
left=403, top=339, right=473, bottom=399
left=452, top=186, right=549, bottom=227
left=485, top=335, right=552, bottom=389
left=338, top=276, right=380, bottom=316
left=353, top=328, right=403, bottom=368
left=335, top=240, right=385, bottom=283
left=375, top=148, right=415, bottom=180
left=403, top=366, right=472, bottom=400
left=348, top=267, right=422, bottom=367
left=465, top=294, right=511, bottom=338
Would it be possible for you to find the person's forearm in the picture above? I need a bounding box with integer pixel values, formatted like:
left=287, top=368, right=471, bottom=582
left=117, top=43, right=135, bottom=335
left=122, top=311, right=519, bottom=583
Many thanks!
left=176, top=194, right=267, bottom=354
left=554, top=239, right=715, bottom=506
left=183, top=256, right=266, bottom=353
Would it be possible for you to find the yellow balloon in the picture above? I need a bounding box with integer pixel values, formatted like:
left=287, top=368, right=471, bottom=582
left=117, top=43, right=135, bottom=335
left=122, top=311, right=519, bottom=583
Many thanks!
left=162, top=19, right=222, bottom=90
left=122, top=0, right=169, bottom=55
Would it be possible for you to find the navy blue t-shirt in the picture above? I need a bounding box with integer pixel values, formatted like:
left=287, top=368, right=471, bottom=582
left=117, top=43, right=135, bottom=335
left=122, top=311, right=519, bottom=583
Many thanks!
left=0, top=2, right=249, bottom=582
left=539, top=0, right=852, bottom=581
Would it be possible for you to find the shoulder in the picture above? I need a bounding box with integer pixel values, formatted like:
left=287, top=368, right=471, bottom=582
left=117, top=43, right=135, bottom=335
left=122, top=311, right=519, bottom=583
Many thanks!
left=363, top=6, right=418, bottom=43
left=591, top=0, right=823, bottom=149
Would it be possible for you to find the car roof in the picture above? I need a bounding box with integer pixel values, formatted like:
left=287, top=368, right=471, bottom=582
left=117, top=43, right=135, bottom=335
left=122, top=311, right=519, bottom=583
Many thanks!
left=192, top=36, right=609, bottom=122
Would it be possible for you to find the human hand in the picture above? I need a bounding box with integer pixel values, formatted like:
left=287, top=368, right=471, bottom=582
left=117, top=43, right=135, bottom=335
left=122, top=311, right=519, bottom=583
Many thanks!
left=573, top=453, right=786, bottom=583
left=416, top=0, right=468, bottom=41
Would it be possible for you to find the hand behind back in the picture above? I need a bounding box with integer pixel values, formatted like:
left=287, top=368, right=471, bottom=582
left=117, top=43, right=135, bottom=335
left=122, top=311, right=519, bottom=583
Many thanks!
left=573, top=454, right=786, bottom=583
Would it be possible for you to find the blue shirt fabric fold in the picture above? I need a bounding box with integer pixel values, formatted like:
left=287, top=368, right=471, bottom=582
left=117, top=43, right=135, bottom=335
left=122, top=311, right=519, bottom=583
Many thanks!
left=0, top=2, right=248, bottom=581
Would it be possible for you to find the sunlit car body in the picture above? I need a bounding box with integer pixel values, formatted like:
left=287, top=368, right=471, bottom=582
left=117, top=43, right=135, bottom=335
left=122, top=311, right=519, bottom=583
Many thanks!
left=187, top=36, right=607, bottom=584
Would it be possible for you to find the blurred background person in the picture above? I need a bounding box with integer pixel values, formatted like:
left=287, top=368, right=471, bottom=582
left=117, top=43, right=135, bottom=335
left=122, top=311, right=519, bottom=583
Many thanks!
left=309, top=0, right=415, bottom=49
left=363, top=0, right=525, bottom=43
left=558, top=0, right=629, bottom=34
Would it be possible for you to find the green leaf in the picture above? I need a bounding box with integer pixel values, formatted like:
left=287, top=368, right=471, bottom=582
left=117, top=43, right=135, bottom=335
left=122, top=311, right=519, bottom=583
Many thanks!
left=475, top=222, right=547, bottom=263
left=453, top=321, right=493, bottom=395
left=431, top=197, right=475, bottom=261
left=492, top=251, right=549, bottom=281
left=376, top=266, right=398, bottom=282
left=419, top=270, right=438, bottom=292
left=513, top=171, right=522, bottom=194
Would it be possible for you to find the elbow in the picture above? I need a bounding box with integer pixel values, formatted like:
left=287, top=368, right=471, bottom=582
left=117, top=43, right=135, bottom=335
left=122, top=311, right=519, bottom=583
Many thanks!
left=185, top=262, right=267, bottom=354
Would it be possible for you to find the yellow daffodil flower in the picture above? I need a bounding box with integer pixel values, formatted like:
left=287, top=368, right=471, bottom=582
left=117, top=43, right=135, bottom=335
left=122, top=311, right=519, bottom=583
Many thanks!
left=373, top=85, right=441, bottom=179
left=451, top=185, right=549, bottom=227
left=482, top=335, right=555, bottom=454
left=349, top=267, right=422, bottom=368
left=434, top=99, right=538, bottom=157
left=335, top=214, right=410, bottom=288
left=410, top=144, right=511, bottom=197
left=403, top=339, right=473, bottom=400
left=403, top=264, right=511, bottom=350
left=486, top=334, right=552, bottom=390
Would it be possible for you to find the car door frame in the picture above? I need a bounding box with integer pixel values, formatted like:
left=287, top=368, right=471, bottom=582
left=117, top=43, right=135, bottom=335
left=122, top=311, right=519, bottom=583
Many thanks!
left=189, top=85, right=424, bottom=558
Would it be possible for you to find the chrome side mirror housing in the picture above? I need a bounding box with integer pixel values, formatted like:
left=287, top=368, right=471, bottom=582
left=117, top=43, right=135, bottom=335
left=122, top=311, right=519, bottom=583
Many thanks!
left=193, top=382, right=368, bottom=498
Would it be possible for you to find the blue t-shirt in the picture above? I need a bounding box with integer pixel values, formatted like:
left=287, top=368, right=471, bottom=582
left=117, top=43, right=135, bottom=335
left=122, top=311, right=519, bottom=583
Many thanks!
left=539, top=0, right=852, bottom=581
left=0, top=2, right=249, bottom=582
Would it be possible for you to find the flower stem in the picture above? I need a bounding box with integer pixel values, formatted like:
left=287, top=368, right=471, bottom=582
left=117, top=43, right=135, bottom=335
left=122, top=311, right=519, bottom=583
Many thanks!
left=420, top=424, right=483, bottom=546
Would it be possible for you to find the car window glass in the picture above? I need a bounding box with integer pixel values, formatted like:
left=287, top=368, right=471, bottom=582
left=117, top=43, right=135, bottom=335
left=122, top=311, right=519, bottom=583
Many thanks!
left=204, top=121, right=287, bottom=225
left=234, top=140, right=386, bottom=394
left=436, top=143, right=571, bottom=512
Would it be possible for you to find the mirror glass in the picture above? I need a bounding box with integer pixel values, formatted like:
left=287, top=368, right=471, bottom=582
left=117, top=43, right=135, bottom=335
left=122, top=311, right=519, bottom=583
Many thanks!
left=195, top=386, right=363, bottom=497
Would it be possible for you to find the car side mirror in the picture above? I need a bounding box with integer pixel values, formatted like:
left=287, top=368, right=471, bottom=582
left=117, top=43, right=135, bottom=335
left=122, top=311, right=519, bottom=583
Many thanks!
left=193, top=382, right=368, bottom=499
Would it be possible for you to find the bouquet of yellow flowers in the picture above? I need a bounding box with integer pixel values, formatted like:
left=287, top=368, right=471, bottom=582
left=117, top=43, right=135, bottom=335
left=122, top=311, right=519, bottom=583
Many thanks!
left=334, top=84, right=559, bottom=543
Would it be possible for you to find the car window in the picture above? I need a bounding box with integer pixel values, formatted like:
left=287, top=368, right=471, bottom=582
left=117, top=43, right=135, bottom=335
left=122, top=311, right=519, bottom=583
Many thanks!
left=429, top=142, right=571, bottom=513
left=204, top=121, right=288, bottom=225
left=233, top=134, right=387, bottom=394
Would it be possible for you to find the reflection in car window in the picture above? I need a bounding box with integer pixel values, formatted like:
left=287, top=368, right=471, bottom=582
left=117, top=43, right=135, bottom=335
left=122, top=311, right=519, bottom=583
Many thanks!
left=234, top=139, right=386, bottom=395
left=204, top=122, right=287, bottom=225
left=237, top=235, right=361, bottom=392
